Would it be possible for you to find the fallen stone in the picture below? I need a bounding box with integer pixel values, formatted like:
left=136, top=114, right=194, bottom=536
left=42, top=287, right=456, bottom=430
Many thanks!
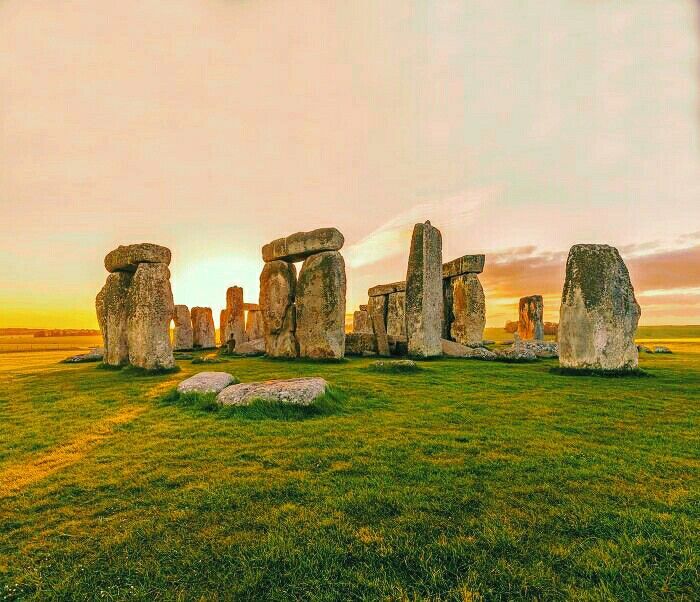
left=637, top=344, right=652, bottom=353
left=442, top=254, right=485, bottom=278
left=493, top=346, right=538, bottom=362
left=345, top=333, right=407, bottom=356
left=368, top=281, right=406, bottom=298
left=61, top=348, right=104, bottom=363
left=262, top=228, right=344, bottom=263
left=406, top=221, right=443, bottom=358
left=260, top=260, right=298, bottom=358
left=449, top=274, right=486, bottom=346
left=96, top=271, right=132, bottom=366
left=654, top=346, right=672, bottom=354
left=105, top=243, right=171, bottom=273
left=173, top=304, right=193, bottom=351
left=386, top=291, right=406, bottom=338
left=191, top=307, right=216, bottom=349
left=177, top=371, right=237, bottom=394
left=126, top=263, right=175, bottom=370
left=217, top=377, right=328, bottom=406
left=296, top=251, right=346, bottom=359
left=519, top=340, right=559, bottom=358
left=559, top=244, right=640, bottom=371
left=368, top=359, right=418, bottom=372
left=441, top=339, right=496, bottom=360
left=518, top=295, right=545, bottom=341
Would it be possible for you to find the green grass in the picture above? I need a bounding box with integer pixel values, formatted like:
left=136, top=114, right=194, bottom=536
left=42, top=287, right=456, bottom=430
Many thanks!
left=0, top=332, right=698, bottom=600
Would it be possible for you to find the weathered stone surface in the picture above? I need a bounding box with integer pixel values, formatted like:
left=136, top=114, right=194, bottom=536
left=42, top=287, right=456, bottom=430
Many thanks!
left=405, top=221, right=443, bottom=358
left=105, top=243, right=171, bottom=273
left=173, top=305, right=193, bottom=351
left=654, top=346, right=672, bottom=354
left=96, top=272, right=132, bottom=366
left=61, top=348, right=104, bottom=363
left=217, top=377, right=328, bottom=406
left=245, top=309, right=264, bottom=341
left=243, top=303, right=259, bottom=311
left=262, top=228, right=344, bottom=263
left=504, top=320, right=518, bottom=333
left=386, top=291, right=406, bottom=338
left=449, top=274, right=486, bottom=346
left=368, top=281, right=406, bottom=298
left=442, top=254, right=485, bottom=278
left=223, top=286, right=246, bottom=347
left=519, top=340, right=558, bottom=358
left=177, top=371, right=237, bottom=394
left=544, top=322, right=559, bottom=335
left=126, top=263, right=175, bottom=370
left=296, top=251, right=346, bottom=359
left=259, top=260, right=298, bottom=358
left=368, top=294, right=390, bottom=356
left=352, top=310, right=373, bottom=334
left=231, top=337, right=266, bottom=357
left=345, top=333, right=378, bottom=355
left=359, top=304, right=368, bottom=312
left=559, top=244, right=641, bottom=371
left=518, top=295, right=544, bottom=341
left=220, top=309, right=230, bottom=346
left=191, top=307, right=216, bottom=349
left=441, top=339, right=496, bottom=360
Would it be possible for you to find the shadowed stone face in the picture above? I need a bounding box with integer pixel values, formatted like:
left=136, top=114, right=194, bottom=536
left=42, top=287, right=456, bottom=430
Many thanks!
left=191, top=306, right=216, bottom=349
left=559, top=244, right=640, bottom=371
left=173, top=304, right=193, bottom=351
left=126, top=263, right=175, bottom=370
left=405, top=221, right=443, bottom=358
left=96, top=271, right=132, bottom=366
left=386, top=291, right=406, bottom=338
left=296, top=251, right=346, bottom=359
left=450, top=274, right=485, bottom=346
left=259, top=260, right=298, bottom=358
left=518, top=295, right=544, bottom=341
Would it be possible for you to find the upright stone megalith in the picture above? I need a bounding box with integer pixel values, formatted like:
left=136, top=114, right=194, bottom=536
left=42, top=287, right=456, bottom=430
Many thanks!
left=191, top=307, right=216, bottom=349
left=173, top=304, right=193, bottom=351
left=386, top=291, right=406, bottom=338
left=260, top=260, right=298, bottom=358
left=245, top=309, right=264, bottom=341
left=96, top=272, right=132, bottom=366
left=352, top=309, right=373, bottom=334
left=296, top=251, right=347, bottom=359
left=518, top=295, right=544, bottom=341
left=559, top=244, right=641, bottom=371
left=450, top=274, right=486, bottom=346
left=223, top=286, right=246, bottom=347
left=405, top=221, right=443, bottom=358
left=126, top=263, right=175, bottom=370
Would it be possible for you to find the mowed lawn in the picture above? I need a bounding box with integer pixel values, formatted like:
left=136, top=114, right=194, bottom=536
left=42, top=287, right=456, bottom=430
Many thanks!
left=0, top=334, right=698, bottom=600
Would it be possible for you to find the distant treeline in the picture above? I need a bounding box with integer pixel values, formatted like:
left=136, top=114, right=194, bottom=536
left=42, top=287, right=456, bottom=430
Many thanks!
left=504, top=321, right=558, bottom=335
left=0, top=328, right=101, bottom=337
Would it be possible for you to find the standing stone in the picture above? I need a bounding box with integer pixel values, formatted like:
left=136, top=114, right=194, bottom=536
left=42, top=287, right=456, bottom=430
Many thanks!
left=386, top=291, right=406, bottom=338
left=224, top=286, right=246, bottom=347
left=442, top=278, right=454, bottom=339
left=191, top=307, right=216, bottom=349
left=104, top=243, right=171, bottom=273
left=368, top=295, right=390, bottom=356
left=352, top=309, right=373, bottom=334
left=405, top=221, right=443, bottom=358
left=450, top=274, right=486, bottom=346
left=126, top=263, right=175, bottom=370
left=219, top=309, right=230, bottom=346
left=245, top=309, right=264, bottom=341
left=173, top=304, right=193, bottom=350
left=259, top=260, right=298, bottom=358
left=96, top=272, right=132, bottom=366
left=296, top=251, right=346, bottom=359
left=518, top=295, right=544, bottom=341
left=559, top=244, right=641, bottom=371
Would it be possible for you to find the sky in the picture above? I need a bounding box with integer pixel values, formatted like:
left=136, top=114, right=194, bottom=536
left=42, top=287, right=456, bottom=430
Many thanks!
left=0, top=0, right=698, bottom=329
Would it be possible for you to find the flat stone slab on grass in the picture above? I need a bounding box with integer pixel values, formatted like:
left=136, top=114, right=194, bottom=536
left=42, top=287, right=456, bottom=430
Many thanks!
left=177, top=372, right=237, bottom=394
left=441, top=339, right=496, bottom=360
left=217, top=377, right=328, bottom=406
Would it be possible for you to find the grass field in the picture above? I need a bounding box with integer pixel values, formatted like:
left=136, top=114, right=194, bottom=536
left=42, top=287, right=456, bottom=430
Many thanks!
left=0, top=335, right=103, bottom=354
left=0, top=328, right=698, bottom=600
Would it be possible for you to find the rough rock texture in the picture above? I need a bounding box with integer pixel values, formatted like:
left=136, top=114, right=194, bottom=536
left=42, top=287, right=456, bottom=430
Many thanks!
left=519, top=340, right=559, bottom=358
left=368, top=295, right=390, bottom=356
left=494, top=346, right=538, bottom=362
left=405, top=221, right=443, bottom=358
left=245, top=310, right=264, bottom=341
left=220, top=309, right=230, bottom=346
left=96, top=272, right=132, bottom=366
left=654, top=346, right=672, bottom=354
left=352, top=309, right=373, bottom=334
left=559, top=244, right=640, bottom=371
left=368, top=281, right=406, bottom=298
left=518, top=295, right=545, bottom=341
left=442, top=254, right=485, bottom=278
left=177, top=371, right=236, bottom=394
left=386, top=291, right=406, bottom=338
left=223, top=286, right=246, bottom=347
left=243, top=303, right=259, bottom=311
left=262, top=228, right=344, bottom=263
left=191, top=307, right=216, bottom=349
left=296, top=251, right=346, bottom=359
left=504, top=320, right=518, bottom=333
left=449, top=274, right=486, bottom=346
left=345, top=333, right=406, bottom=356
left=441, top=338, right=496, bottom=360
left=544, top=322, right=559, bottom=336
left=231, top=338, right=266, bottom=357
left=217, top=377, right=328, bottom=406
left=173, top=305, right=193, bottom=351
left=62, top=348, right=104, bottom=363
left=105, top=243, right=171, bottom=273
left=126, top=263, right=175, bottom=370
left=259, top=260, right=298, bottom=358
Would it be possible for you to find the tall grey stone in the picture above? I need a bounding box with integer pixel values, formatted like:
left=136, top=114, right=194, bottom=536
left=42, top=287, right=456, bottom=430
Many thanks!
left=191, top=307, right=216, bottom=349
left=518, top=295, right=544, bottom=341
left=368, top=294, right=390, bottom=356
left=260, top=260, right=298, bottom=358
left=405, top=221, right=443, bottom=358
left=173, top=304, right=193, bottom=350
left=353, top=309, right=373, bottom=334
left=296, top=251, right=346, bottom=359
left=386, top=291, right=406, bottom=338
left=96, top=272, right=132, bottom=366
left=559, top=244, right=640, bottom=371
left=223, top=286, right=246, bottom=347
left=245, top=309, right=264, bottom=341
left=126, top=263, right=175, bottom=370
left=450, top=274, right=486, bottom=346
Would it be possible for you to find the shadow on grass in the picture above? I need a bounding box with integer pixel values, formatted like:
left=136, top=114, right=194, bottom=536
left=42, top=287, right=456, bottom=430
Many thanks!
left=549, top=366, right=652, bottom=378
left=160, top=386, right=348, bottom=421
left=97, top=363, right=181, bottom=377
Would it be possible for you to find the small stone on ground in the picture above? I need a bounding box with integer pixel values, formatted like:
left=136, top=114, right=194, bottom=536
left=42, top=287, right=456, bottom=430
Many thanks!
left=177, top=372, right=237, bottom=394
left=217, top=377, right=328, bottom=406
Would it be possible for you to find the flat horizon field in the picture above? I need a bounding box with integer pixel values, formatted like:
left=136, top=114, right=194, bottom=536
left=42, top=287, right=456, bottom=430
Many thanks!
left=0, top=327, right=698, bottom=600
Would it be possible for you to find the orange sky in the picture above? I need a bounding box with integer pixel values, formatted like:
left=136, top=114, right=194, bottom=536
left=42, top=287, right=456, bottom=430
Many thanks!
left=0, top=1, right=699, bottom=328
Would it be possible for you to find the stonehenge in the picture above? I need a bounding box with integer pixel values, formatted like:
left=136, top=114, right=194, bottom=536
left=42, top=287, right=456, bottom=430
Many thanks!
left=191, top=307, right=216, bottom=349
left=244, top=305, right=264, bottom=341
left=173, top=305, right=193, bottom=350
left=352, top=307, right=373, bottom=334
left=259, top=228, right=346, bottom=359
left=444, top=256, right=486, bottom=346
left=518, top=295, right=544, bottom=341
left=222, top=286, right=246, bottom=348
left=559, top=244, right=640, bottom=371
left=96, top=243, right=175, bottom=370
